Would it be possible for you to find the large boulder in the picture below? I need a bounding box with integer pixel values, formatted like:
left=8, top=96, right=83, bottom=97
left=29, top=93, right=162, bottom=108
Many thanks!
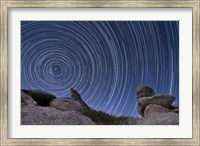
left=136, top=86, right=155, bottom=99
left=22, top=89, right=56, bottom=106
left=138, top=94, right=175, bottom=109
left=136, top=112, right=179, bottom=125
left=49, top=98, right=88, bottom=112
left=21, top=106, right=95, bottom=125
left=144, top=104, right=170, bottom=116
left=21, top=90, right=38, bottom=107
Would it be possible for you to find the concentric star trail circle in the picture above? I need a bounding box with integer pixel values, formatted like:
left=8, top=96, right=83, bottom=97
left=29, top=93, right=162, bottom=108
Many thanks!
left=21, top=21, right=179, bottom=117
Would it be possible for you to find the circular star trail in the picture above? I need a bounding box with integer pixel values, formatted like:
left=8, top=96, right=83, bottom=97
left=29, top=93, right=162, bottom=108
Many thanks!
left=21, top=21, right=179, bottom=117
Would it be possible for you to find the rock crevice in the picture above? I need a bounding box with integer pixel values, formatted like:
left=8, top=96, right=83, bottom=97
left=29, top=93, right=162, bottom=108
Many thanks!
left=136, top=86, right=179, bottom=125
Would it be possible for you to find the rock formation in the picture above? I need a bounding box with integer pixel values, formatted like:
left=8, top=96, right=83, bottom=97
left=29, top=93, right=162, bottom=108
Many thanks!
left=49, top=98, right=88, bottom=112
left=143, top=104, right=170, bottom=117
left=136, top=85, right=155, bottom=98
left=21, top=86, right=179, bottom=125
left=138, top=94, right=175, bottom=116
left=136, top=112, right=179, bottom=125
left=70, top=88, right=90, bottom=110
left=21, top=106, right=94, bottom=125
left=136, top=86, right=179, bottom=125
left=22, top=89, right=56, bottom=106
left=21, top=88, right=93, bottom=125
left=21, top=90, right=38, bottom=107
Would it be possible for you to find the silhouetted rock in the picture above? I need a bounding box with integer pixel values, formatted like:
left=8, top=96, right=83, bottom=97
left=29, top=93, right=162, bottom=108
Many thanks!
left=144, top=104, right=170, bottom=116
left=50, top=98, right=88, bottom=112
left=21, top=90, right=38, bottom=107
left=136, top=112, right=179, bottom=125
left=23, top=89, right=56, bottom=106
left=71, top=88, right=81, bottom=100
left=136, top=86, right=155, bottom=99
left=21, top=106, right=95, bottom=125
left=70, top=88, right=89, bottom=110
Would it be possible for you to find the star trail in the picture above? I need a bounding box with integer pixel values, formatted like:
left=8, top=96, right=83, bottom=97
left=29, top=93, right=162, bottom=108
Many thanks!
left=21, top=21, right=179, bottom=117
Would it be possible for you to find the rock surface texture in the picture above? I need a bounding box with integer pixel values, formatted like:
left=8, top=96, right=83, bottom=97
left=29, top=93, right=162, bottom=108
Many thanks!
left=21, top=88, right=93, bottom=125
left=21, top=91, right=38, bottom=107
left=49, top=98, right=88, bottom=112
left=144, top=104, right=170, bottom=116
left=136, top=112, right=179, bottom=125
left=21, top=106, right=94, bottom=125
left=136, top=86, right=179, bottom=125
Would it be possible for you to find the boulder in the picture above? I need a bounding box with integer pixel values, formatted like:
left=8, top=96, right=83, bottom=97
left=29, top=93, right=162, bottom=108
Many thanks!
left=21, top=90, right=38, bottom=107
left=144, top=104, right=170, bottom=116
left=49, top=98, right=88, bottom=112
left=136, top=86, right=155, bottom=99
left=138, top=94, right=175, bottom=109
left=21, top=106, right=95, bottom=125
left=136, top=112, right=179, bottom=125
left=22, top=89, right=56, bottom=106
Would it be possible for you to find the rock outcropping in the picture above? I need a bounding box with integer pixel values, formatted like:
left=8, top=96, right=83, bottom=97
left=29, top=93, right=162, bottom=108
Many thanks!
left=21, top=106, right=94, bottom=125
left=136, top=112, right=179, bottom=125
left=49, top=98, right=88, bottom=112
left=70, top=88, right=90, bottom=110
left=21, top=90, right=38, bottom=107
left=21, top=88, right=93, bottom=125
left=22, top=89, right=56, bottom=106
left=21, top=86, right=179, bottom=125
left=136, top=86, right=179, bottom=125
left=136, top=86, right=155, bottom=99
left=49, top=88, right=89, bottom=112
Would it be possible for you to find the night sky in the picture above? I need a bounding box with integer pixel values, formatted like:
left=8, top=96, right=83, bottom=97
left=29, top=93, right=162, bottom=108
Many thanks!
left=21, top=21, right=179, bottom=117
